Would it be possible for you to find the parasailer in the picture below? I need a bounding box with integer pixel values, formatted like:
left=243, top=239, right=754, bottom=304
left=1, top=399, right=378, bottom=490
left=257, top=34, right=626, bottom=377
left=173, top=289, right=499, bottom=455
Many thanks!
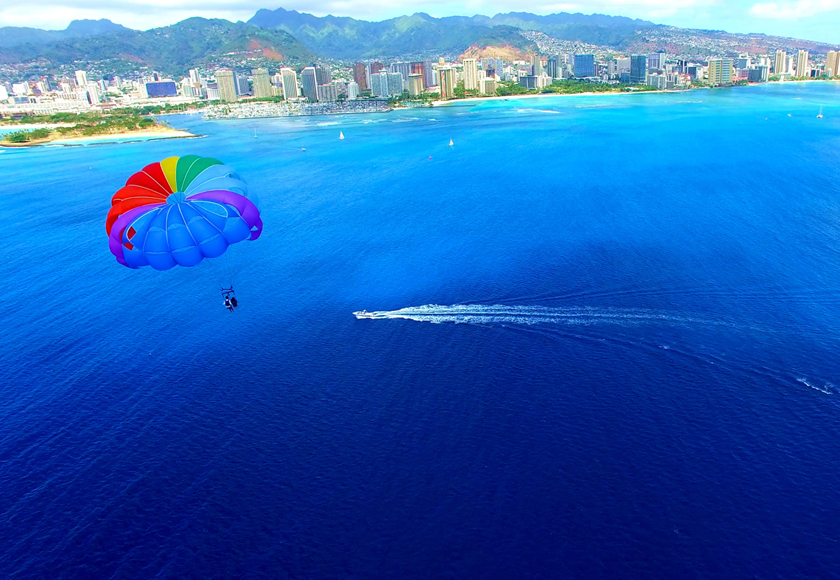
left=106, top=155, right=262, bottom=309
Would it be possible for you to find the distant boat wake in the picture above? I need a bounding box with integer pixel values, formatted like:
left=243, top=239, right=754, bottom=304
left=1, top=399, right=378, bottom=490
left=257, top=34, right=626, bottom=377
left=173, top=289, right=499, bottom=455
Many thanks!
left=353, top=304, right=834, bottom=396
left=353, top=304, right=729, bottom=329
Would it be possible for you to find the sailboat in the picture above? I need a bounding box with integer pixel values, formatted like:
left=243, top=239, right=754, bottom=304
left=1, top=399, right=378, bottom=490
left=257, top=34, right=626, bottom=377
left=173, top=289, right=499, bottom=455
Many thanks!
left=254, top=127, right=258, bottom=138
left=449, top=139, right=454, bottom=146
left=339, top=131, right=345, bottom=140
left=817, top=106, right=823, bottom=119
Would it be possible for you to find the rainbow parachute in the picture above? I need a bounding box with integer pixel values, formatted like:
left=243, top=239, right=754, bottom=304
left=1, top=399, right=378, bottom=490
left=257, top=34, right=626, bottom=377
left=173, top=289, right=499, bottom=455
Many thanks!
left=106, top=156, right=262, bottom=270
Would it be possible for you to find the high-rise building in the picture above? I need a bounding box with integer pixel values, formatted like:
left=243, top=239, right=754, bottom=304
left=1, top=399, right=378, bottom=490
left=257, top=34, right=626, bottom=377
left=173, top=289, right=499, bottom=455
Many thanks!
left=630, top=55, right=647, bottom=84
left=252, top=68, right=272, bottom=98
left=646, top=73, right=667, bottom=89
left=353, top=62, right=368, bottom=91
left=387, top=72, right=404, bottom=95
left=708, top=58, right=734, bottom=86
left=546, top=56, right=560, bottom=79
left=215, top=69, right=237, bottom=102
left=240, top=74, right=252, bottom=95
left=300, top=67, right=318, bottom=101
left=439, top=67, right=455, bottom=100
left=85, top=83, right=101, bottom=104
left=748, top=66, right=770, bottom=83
left=181, top=82, right=197, bottom=98
left=366, top=62, right=384, bottom=92
left=647, top=51, right=667, bottom=70
left=369, top=72, right=381, bottom=97
left=530, top=54, right=543, bottom=76
left=189, top=69, right=201, bottom=85
left=408, top=74, right=424, bottom=96
left=574, top=54, right=595, bottom=78
left=827, top=51, right=840, bottom=77
left=796, top=50, right=809, bottom=77
left=314, top=66, right=331, bottom=86
left=423, top=60, right=435, bottom=89
left=318, top=83, right=337, bottom=102
left=390, top=62, right=413, bottom=81
left=74, top=70, right=88, bottom=88
left=145, top=81, right=177, bottom=98
left=280, top=68, right=298, bottom=100
left=370, top=71, right=390, bottom=97
left=481, top=77, right=497, bottom=95
left=774, top=50, right=787, bottom=74
left=347, top=81, right=359, bottom=99
left=462, top=58, right=478, bottom=91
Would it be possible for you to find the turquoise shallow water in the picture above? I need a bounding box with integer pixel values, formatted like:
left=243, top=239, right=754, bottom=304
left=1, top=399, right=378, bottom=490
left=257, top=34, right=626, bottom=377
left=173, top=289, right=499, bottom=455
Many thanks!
left=1, top=83, right=840, bottom=578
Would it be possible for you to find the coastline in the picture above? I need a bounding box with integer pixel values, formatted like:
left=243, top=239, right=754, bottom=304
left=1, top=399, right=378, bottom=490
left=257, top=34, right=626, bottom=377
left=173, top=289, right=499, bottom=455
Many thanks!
left=432, top=89, right=667, bottom=106
left=0, top=128, right=199, bottom=148
left=431, top=78, right=840, bottom=106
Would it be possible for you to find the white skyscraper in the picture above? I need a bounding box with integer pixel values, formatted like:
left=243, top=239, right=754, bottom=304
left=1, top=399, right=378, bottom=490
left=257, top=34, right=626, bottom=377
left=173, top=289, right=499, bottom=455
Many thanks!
left=774, top=50, right=786, bottom=74
left=462, top=58, right=478, bottom=91
left=796, top=50, right=810, bottom=78
left=347, top=81, right=359, bottom=99
left=75, top=70, right=88, bottom=88
left=280, top=68, right=298, bottom=100
left=371, top=71, right=390, bottom=97
left=85, top=83, right=101, bottom=104
left=827, top=51, right=840, bottom=77
left=252, top=68, right=272, bottom=98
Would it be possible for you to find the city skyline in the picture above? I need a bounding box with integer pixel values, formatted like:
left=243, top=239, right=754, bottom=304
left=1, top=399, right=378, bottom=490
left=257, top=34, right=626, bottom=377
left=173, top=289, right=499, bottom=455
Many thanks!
left=2, top=2, right=840, bottom=45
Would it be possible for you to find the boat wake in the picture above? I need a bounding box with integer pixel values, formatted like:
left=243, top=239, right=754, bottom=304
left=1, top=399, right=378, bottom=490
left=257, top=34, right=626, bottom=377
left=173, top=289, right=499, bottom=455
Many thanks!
left=797, top=378, right=833, bottom=395
left=354, top=304, right=836, bottom=398
left=353, top=304, right=729, bottom=329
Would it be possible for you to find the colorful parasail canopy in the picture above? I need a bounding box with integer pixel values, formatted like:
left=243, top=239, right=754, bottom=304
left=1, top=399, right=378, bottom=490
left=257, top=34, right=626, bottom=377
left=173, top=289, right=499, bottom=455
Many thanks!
left=106, top=155, right=262, bottom=270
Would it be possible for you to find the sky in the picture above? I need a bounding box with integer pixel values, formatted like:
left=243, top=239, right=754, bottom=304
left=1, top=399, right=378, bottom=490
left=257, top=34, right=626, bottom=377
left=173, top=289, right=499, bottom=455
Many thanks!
left=2, top=0, right=840, bottom=44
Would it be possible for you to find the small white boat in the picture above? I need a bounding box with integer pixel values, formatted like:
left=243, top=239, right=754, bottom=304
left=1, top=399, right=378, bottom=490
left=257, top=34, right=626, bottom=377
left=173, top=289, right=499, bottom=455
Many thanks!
left=353, top=310, right=387, bottom=319
left=817, top=106, right=823, bottom=119
left=339, top=131, right=345, bottom=139
left=449, top=139, right=454, bottom=146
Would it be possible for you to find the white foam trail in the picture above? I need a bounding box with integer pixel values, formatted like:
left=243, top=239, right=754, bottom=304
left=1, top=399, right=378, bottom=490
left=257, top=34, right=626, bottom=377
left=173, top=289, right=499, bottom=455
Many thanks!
left=796, top=378, right=833, bottom=395
left=353, top=304, right=728, bottom=328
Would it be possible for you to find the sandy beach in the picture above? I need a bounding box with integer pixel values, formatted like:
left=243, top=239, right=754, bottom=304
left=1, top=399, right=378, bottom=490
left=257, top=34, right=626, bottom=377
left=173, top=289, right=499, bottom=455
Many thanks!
left=0, top=128, right=198, bottom=148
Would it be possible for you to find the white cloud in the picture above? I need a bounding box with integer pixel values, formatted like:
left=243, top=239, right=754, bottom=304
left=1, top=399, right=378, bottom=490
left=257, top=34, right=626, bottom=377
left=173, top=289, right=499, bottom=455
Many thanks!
left=749, top=0, right=840, bottom=19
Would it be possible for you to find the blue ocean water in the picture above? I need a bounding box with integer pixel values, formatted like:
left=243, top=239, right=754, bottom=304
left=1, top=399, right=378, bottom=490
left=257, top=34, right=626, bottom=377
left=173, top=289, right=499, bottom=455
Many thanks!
left=2, top=82, right=840, bottom=578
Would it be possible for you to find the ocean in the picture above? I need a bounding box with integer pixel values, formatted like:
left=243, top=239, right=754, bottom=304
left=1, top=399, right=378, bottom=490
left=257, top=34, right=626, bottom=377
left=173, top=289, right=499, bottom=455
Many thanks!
left=1, top=82, right=839, bottom=578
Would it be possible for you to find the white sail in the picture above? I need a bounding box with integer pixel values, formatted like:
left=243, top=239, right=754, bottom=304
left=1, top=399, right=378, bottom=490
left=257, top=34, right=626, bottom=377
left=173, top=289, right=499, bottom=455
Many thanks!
left=339, top=131, right=345, bottom=139
left=449, top=139, right=454, bottom=146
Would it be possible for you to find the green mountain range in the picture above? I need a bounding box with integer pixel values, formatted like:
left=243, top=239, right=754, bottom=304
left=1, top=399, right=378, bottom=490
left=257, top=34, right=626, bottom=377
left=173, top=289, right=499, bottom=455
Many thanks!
left=0, top=18, right=316, bottom=77
left=246, top=9, right=543, bottom=59
left=2, top=8, right=838, bottom=82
